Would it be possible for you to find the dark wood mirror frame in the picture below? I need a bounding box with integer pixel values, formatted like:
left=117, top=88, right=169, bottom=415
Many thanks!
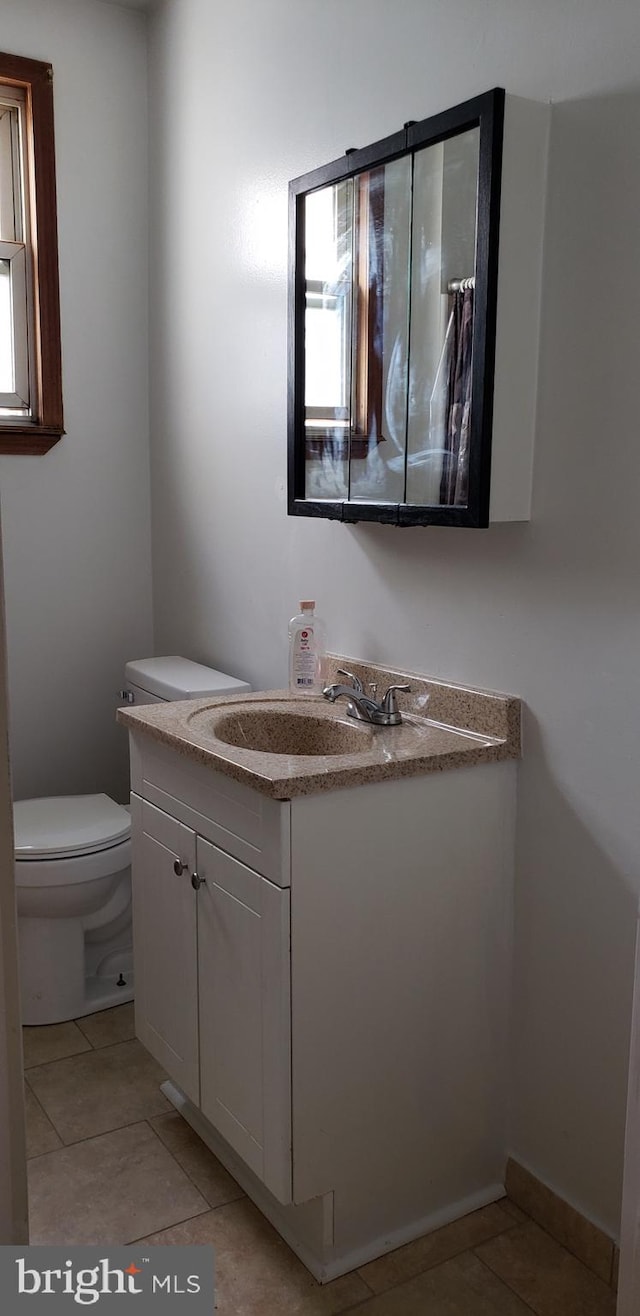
left=287, top=88, right=505, bottom=528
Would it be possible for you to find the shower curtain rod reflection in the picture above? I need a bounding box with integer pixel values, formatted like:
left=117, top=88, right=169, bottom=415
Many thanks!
left=447, top=276, right=475, bottom=292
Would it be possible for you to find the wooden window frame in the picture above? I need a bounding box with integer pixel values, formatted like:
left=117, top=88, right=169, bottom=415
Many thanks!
left=353, top=168, right=384, bottom=451
left=302, top=173, right=385, bottom=465
left=0, top=51, right=63, bottom=455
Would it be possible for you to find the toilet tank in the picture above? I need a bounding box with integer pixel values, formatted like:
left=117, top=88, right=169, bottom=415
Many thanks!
left=120, top=656, right=251, bottom=707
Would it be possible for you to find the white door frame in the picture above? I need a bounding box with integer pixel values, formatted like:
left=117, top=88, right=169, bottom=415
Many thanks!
left=618, top=907, right=640, bottom=1313
left=0, top=501, right=28, bottom=1243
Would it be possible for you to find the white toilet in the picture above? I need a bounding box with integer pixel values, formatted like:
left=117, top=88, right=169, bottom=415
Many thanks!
left=15, top=656, right=251, bottom=1026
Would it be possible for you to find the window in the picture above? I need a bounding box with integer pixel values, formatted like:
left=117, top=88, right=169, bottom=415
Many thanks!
left=303, top=173, right=383, bottom=462
left=0, top=51, right=63, bottom=454
left=304, top=179, right=352, bottom=441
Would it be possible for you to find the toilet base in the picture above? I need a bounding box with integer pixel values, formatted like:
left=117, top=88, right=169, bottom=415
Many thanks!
left=18, top=902, right=135, bottom=1026
left=72, top=970, right=135, bottom=1022
left=21, top=966, right=135, bottom=1026
left=22, top=974, right=135, bottom=1026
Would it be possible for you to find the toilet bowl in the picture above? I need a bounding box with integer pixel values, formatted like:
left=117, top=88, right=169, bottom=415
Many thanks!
left=15, top=794, right=133, bottom=1025
left=16, top=655, right=251, bottom=1026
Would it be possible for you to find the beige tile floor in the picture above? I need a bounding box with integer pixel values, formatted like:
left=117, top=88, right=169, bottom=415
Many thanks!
left=24, top=1003, right=617, bottom=1314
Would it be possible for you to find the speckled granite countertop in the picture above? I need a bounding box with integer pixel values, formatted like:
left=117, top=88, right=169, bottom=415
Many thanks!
left=117, top=656, right=521, bottom=800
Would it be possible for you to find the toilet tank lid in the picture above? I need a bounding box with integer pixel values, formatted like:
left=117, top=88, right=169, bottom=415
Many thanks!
left=14, top=795, right=131, bottom=860
left=124, top=656, right=251, bottom=701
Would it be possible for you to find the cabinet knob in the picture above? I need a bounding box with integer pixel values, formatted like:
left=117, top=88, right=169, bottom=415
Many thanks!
left=173, top=859, right=188, bottom=876
left=191, top=872, right=205, bottom=891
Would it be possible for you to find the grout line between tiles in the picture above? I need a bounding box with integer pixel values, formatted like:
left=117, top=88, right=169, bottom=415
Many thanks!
left=480, top=1213, right=617, bottom=1293
left=23, top=1071, right=69, bottom=1147
left=505, top=1161, right=616, bottom=1288
left=25, top=1084, right=63, bottom=1157
left=349, top=1204, right=531, bottom=1297
left=148, top=1113, right=245, bottom=1211
left=33, top=1118, right=212, bottom=1247
left=73, top=1020, right=136, bottom=1050
left=533, top=1218, right=618, bottom=1298
left=287, top=1279, right=378, bottom=1316
left=25, top=1111, right=172, bottom=1158
left=125, top=1198, right=235, bottom=1248
left=340, top=1247, right=541, bottom=1316
left=141, top=1118, right=219, bottom=1213
left=470, top=1247, right=540, bottom=1315
left=499, top=1197, right=529, bottom=1226
left=24, top=1051, right=89, bottom=1070
left=338, top=1208, right=542, bottom=1313
left=73, top=1018, right=98, bottom=1048
left=487, top=1202, right=534, bottom=1238
left=23, top=1046, right=167, bottom=1144
left=137, top=1118, right=228, bottom=1221
left=330, top=1292, right=375, bottom=1315
left=27, top=1035, right=143, bottom=1073
left=352, top=1271, right=375, bottom=1298
left=28, top=1113, right=213, bottom=1247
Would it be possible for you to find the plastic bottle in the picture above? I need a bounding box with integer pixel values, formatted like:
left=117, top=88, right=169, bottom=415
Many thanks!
left=288, top=601, right=326, bottom=695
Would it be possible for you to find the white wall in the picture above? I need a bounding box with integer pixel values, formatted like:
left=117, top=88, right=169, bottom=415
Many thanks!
left=0, top=0, right=153, bottom=805
left=147, top=0, right=640, bottom=1237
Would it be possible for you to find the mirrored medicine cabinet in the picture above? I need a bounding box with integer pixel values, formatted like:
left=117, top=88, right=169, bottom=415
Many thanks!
left=288, top=88, right=506, bottom=528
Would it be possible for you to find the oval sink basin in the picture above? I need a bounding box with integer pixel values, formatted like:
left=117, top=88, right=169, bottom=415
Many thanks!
left=208, top=708, right=372, bottom=757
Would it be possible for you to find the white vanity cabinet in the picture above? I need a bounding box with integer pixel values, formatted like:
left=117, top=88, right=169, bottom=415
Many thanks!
left=196, top=835, right=291, bottom=1200
left=129, top=746, right=292, bottom=1205
left=130, top=797, right=199, bottom=1104
left=127, top=729, right=517, bottom=1282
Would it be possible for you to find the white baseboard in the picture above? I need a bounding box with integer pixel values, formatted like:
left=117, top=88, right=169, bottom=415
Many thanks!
left=161, top=1079, right=505, bottom=1283
left=317, top=1183, right=507, bottom=1282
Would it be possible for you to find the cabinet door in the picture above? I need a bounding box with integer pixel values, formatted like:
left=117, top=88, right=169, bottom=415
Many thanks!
left=130, top=795, right=199, bottom=1103
left=196, top=836, right=292, bottom=1204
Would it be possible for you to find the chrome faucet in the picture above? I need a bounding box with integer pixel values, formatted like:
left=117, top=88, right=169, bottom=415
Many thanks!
left=322, top=669, right=411, bottom=727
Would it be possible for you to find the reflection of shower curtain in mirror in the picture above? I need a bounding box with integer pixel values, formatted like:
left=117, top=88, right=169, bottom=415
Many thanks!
left=440, top=286, right=474, bottom=506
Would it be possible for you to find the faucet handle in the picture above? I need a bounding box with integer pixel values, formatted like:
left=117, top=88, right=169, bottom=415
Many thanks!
left=337, top=668, right=364, bottom=695
left=381, top=683, right=411, bottom=715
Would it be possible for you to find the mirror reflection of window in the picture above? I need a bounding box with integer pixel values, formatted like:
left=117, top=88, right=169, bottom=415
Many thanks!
left=304, top=181, right=352, bottom=499
left=406, top=127, right=480, bottom=508
left=349, top=156, right=410, bottom=505
left=304, top=181, right=352, bottom=419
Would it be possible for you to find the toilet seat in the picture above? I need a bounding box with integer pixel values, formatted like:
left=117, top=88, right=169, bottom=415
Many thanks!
left=14, top=794, right=131, bottom=861
left=15, top=837, right=132, bottom=889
